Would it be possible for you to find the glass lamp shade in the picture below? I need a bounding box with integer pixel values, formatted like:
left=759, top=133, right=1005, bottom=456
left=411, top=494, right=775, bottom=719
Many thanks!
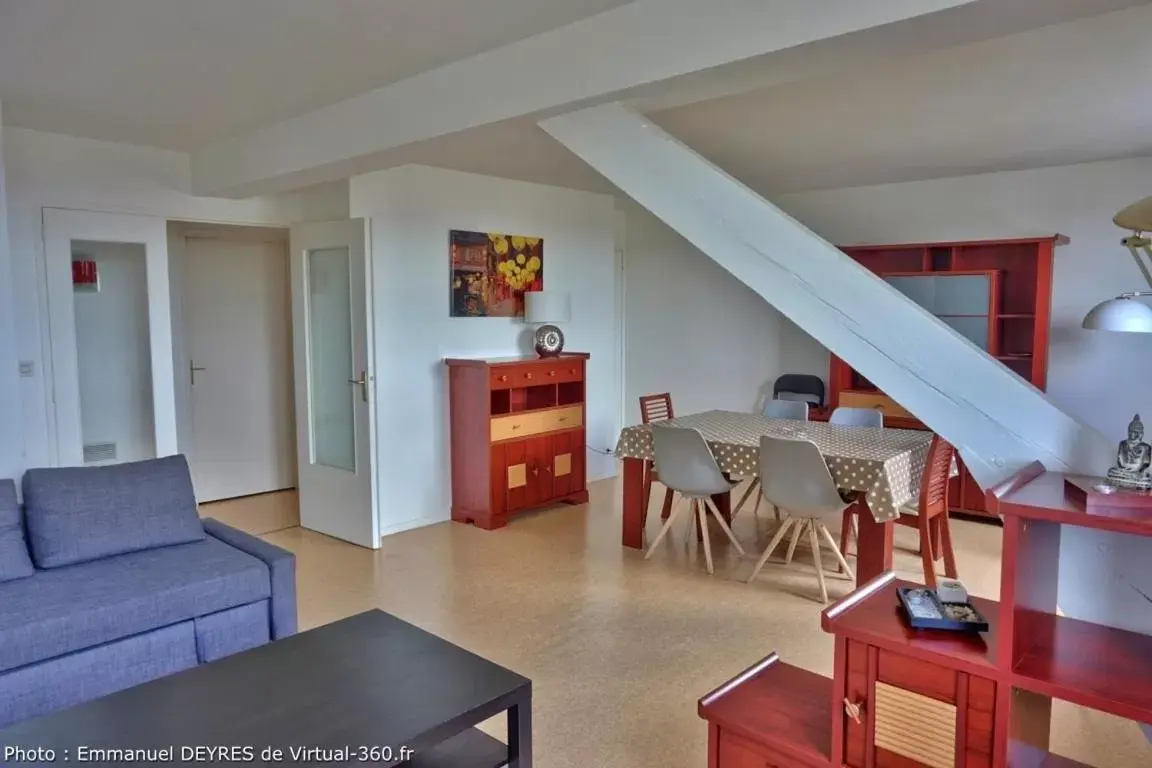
left=1081, top=295, right=1152, bottom=333
left=524, top=291, right=570, bottom=324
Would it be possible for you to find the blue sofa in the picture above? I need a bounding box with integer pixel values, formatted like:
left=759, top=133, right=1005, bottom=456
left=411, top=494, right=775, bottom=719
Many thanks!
left=0, top=455, right=296, bottom=728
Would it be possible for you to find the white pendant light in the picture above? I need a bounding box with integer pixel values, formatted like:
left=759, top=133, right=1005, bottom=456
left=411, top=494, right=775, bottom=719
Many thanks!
left=1082, top=196, right=1152, bottom=333
left=1082, top=292, right=1152, bottom=333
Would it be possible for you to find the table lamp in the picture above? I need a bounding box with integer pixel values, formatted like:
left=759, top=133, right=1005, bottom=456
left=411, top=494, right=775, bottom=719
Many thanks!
left=525, top=291, right=570, bottom=357
left=1082, top=196, right=1152, bottom=332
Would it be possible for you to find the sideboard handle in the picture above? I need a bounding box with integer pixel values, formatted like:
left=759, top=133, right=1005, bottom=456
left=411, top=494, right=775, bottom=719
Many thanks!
left=526, top=373, right=533, bottom=380
left=843, top=698, right=863, bottom=725
left=498, top=375, right=507, bottom=382
left=549, top=370, right=556, bottom=377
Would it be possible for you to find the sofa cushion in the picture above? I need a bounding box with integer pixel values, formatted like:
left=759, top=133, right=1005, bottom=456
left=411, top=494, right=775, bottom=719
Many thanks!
left=0, top=536, right=270, bottom=674
left=0, top=480, right=34, bottom=583
left=22, top=455, right=204, bottom=568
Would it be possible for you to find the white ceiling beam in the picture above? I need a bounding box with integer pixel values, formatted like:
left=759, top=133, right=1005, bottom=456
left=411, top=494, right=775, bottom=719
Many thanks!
left=541, top=103, right=1113, bottom=488
left=191, top=0, right=982, bottom=198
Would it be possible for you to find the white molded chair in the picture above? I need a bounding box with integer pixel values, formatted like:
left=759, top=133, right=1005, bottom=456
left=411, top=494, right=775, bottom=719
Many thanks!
left=746, top=436, right=855, bottom=603
left=643, top=425, right=746, bottom=574
left=829, top=407, right=884, bottom=428
left=733, top=399, right=811, bottom=520
left=763, top=399, right=810, bottom=421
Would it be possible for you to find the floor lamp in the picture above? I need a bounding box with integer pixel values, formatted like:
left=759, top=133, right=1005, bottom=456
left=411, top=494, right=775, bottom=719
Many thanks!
left=1082, top=195, right=1152, bottom=332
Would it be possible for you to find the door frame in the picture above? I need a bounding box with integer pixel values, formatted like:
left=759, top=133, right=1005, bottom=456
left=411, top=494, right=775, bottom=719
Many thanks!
left=42, top=207, right=177, bottom=466
left=176, top=225, right=296, bottom=502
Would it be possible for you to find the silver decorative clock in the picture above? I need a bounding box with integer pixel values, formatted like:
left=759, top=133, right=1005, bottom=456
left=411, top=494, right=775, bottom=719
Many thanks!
left=534, top=324, right=564, bottom=357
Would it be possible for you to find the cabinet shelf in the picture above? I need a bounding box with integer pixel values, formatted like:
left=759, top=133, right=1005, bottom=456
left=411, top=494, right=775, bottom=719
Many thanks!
left=1007, top=740, right=1093, bottom=767
left=698, top=653, right=832, bottom=768
left=821, top=574, right=999, bottom=676
left=1012, top=611, right=1152, bottom=724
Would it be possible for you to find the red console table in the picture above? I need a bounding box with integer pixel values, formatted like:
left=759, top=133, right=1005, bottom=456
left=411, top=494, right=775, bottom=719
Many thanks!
left=699, top=464, right=1151, bottom=767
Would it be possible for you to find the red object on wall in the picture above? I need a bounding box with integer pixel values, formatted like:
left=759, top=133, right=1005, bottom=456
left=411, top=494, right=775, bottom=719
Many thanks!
left=72, top=260, right=98, bottom=286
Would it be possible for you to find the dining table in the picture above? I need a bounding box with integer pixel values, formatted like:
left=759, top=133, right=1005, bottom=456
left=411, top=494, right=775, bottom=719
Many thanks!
left=614, top=409, right=940, bottom=584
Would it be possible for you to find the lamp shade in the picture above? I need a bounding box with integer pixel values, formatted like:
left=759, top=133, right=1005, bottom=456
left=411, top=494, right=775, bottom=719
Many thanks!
left=524, top=291, right=570, bottom=324
left=1082, top=295, right=1152, bottom=333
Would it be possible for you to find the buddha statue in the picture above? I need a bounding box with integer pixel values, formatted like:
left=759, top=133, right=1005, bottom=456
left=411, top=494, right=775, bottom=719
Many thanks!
left=1106, top=414, right=1152, bottom=489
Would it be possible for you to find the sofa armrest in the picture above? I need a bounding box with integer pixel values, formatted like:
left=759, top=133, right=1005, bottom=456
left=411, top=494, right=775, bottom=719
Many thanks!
left=202, top=519, right=297, bottom=639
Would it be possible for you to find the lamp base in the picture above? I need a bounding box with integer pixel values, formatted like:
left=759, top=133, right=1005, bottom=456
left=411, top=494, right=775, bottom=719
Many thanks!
left=534, top=324, right=564, bottom=357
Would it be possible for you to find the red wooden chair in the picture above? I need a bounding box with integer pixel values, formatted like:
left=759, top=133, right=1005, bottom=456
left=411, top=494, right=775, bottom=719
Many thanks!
left=839, top=434, right=958, bottom=588
left=639, top=393, right=676, bottom=528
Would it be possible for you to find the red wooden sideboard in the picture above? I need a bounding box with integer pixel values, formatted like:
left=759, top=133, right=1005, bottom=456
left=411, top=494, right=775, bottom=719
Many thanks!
left=699, top=464, right=1151, bottom=767
left=445, top=353, right=590, bottom=530
left=826, top=236, right=1064, bottom=520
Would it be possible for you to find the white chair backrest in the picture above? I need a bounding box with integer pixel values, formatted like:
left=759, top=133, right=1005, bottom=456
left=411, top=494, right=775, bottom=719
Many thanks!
left=829, top=407, right=884, bottom=428
left=651, top=425, right=732, bottom=497
left=758, top=436, right=847, bottom=519
left=763, top=399, right=809, bottom=421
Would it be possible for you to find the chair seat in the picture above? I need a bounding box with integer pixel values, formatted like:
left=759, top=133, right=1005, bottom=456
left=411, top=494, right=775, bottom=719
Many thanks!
left=0, top=537, right=270, bottom=673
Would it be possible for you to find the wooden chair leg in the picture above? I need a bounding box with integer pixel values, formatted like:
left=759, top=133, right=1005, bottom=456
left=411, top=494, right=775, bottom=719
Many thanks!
left=747, top=517, right=795, bottom=583
left=808, top=521, right=829, bottom=603
left=819, top=523, right=855, bottom=581
left=918, top=513, right=937, bottom=589
left=644, top=497, right=687, bottom=559
left=704, top=497, right=746, bottom=555
left=930, top=516, right=943, bottom=562
left=697, top=501, right=715, bottom=574
left=785, top=519, right=807, bottom=564
left=731, top=478, right=760, bottom=519
left=940, top=513, right=959, bottom=579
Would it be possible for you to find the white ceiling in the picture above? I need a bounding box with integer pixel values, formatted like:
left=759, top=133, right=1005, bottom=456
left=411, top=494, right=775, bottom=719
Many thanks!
left=2, top=0, right=1151, bottom=195
left=406, top=2, right=1152, bottom=195
left=0, top=0, right=629, bottom=149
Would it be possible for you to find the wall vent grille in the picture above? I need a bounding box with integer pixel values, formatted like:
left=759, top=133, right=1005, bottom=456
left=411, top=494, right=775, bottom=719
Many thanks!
left=83, top=442, right=117, bottom=463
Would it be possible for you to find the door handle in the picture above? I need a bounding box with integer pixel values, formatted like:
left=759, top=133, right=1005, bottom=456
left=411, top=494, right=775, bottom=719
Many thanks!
left=347, top=371, right=371, bottom=402
left=190, top=360, right=206, bottom=386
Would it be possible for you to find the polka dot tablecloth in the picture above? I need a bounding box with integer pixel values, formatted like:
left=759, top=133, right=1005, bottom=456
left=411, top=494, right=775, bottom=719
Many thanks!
left=615, top=410, right=937, bottom=522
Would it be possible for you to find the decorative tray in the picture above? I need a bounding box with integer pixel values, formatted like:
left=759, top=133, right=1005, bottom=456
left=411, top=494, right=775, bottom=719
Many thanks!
left=897, top=586, right=989, bottom=633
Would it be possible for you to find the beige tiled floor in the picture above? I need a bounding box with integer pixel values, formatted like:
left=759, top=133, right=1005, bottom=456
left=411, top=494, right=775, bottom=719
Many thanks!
left=255, top=480, right=1148, bottom=768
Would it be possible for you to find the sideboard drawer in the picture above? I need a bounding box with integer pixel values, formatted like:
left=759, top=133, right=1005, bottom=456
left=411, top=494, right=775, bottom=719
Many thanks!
left=491, top=412, right=545, bottom=442
left=541, top=406, right=582, bottom=432
left=490, top=365, right=534, bottom=389
left=541, top=361, right=582, bottom=384
left=839, top=390, right=914, bottom=421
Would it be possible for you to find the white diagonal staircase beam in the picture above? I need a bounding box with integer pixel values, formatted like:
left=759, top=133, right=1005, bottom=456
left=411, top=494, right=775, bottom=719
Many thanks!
left=191, top=0, right=988, bottom=198
left=541, top=104, right=1112, bottom=487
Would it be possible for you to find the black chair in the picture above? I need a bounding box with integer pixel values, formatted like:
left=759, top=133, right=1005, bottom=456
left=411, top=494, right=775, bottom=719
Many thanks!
left=772, top=374, right=825, bottom=407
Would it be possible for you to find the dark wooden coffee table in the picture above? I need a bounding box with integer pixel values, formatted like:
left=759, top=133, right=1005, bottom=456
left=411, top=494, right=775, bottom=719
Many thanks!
left=0, top=610, right=531, bottom=767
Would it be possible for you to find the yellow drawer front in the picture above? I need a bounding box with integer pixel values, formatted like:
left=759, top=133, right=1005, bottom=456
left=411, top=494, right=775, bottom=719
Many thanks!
left=491, top=413, right=544, bottom=442
left=541, top=406, right=582, bottom=433
left=839, top=391, right=914, bottom=420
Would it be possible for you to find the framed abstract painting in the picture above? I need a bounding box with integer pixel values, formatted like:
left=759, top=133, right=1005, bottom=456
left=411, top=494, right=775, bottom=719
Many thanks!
left=449, top=230, right=543, bottom=317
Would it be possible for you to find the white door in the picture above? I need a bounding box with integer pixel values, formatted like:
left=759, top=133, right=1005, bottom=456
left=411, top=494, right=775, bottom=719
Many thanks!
left=44, top=208, right=177, bottom=467
left=289, top=219, right=379, bottom=548
left=184, top=236, right=296, bottom=502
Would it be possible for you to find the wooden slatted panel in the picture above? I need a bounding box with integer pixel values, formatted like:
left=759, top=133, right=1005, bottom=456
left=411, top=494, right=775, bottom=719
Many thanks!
left=874, top=682, right=957, bottom=768
left=639, top=393, right=674, bottom=424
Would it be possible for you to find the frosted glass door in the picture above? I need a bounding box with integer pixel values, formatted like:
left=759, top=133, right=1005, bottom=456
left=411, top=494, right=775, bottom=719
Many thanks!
left=306, top=247, right=357, bottom=472
left=290, top=219, right=379, bottom=549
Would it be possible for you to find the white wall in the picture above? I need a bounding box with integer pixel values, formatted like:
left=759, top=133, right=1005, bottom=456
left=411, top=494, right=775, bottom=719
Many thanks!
left=0, top=106, right=23, bottom=481
left=72, top=242, right=156, bottom=464
left=350, top=165, right=619, bottom=534
left=622, top=202, right=826, bottom=419
left=2, top=127, right=345, bottom=472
